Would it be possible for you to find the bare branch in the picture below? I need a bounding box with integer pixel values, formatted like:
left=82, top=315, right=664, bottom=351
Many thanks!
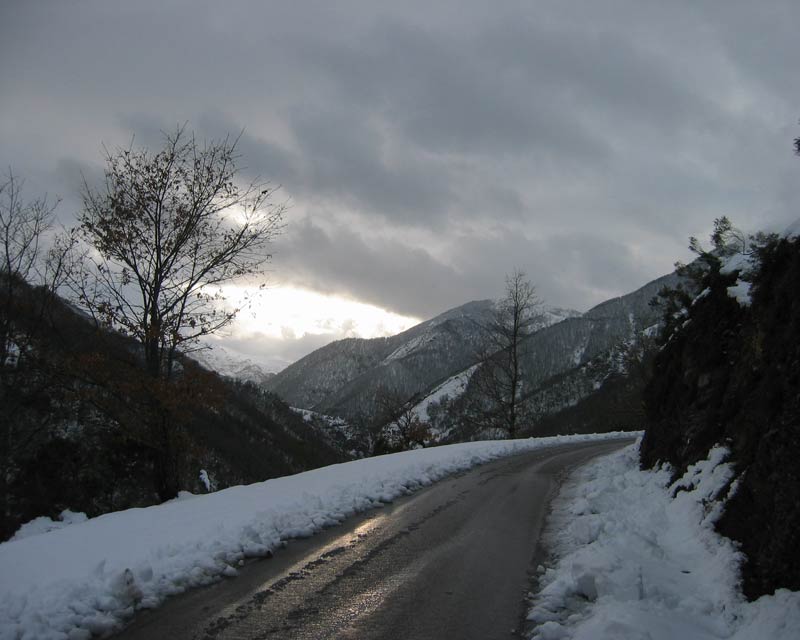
left=71, top=127, right=287, bottom=380
left=471, top=269, right=543, bottom=438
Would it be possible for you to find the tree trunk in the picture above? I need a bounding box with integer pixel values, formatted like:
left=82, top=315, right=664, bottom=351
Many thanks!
left=152, top=411, right=180, bottom=502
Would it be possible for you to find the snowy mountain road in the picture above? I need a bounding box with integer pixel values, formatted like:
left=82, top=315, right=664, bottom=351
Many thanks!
left=115, top=439, right=632, bottom=640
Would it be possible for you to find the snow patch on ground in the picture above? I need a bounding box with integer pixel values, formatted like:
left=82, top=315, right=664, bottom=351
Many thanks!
left=291, top=407, right=355, bottom=442
left=11, top=510, right=88, bottom=542
left=383, top=331, right=435, bottom=362
left=291, top=407, right=349, bottom=430
left=542, top=307, right=583, bottom=326
left=526, top=443, right=799, bottom=640
left=0, top=432, right=633, bottom=640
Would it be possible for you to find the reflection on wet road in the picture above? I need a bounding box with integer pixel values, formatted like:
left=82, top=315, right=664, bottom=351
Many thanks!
left=116, top=439, right=631, bottom=640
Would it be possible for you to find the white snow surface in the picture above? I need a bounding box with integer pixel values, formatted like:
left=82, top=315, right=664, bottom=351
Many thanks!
left=720, top=251, right=757, bottom=307
left=291, top=407, right=349, bottom=429
left=527, top=443, right=799, bottom=640
left=541, top=306, right=583, bottom=326
left=383, top=331, right=436, bottom=362
left=10, top=510, right=88, bottom=542
left=290, top=407, right=355, bottom=441
left=410, top=364, right=478, bottom=422
left=0, top=432, right=632, bottom=640
left=192, top=341, right=287, bottom=380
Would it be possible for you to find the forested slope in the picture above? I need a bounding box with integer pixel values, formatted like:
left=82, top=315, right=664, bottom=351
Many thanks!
left=0, top=278, right=346, bottom=541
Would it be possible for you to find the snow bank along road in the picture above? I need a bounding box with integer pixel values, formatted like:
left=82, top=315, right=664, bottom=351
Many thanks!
left=0, top=433, right=632, bottom=639
left=527, top=444, right=800, bottom=640
left=113, top=439, right=631, bottom=640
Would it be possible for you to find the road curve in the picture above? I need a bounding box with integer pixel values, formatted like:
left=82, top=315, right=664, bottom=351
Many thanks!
left=116, top=438, right=632, bottom=640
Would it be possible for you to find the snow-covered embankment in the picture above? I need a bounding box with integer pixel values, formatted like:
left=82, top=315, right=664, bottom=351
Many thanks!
left=527, top=442, right=800, bottom=640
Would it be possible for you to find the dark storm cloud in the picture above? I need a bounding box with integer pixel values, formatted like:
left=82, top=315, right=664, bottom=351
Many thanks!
left=115, top=112, right=301, bottom=190
left=690, top=0, right=799, bottom=96
left=542, top=233, right=646, bottom=300
left=2, top=0, right=800, bottom=350
left=443, top=227, right=647, bottom=312
left=275, top=218, right=461, bottom=318
left=194, top=113, right=300, bottom=187
left=299, top=20, right=612, bottom=161
left=116, top=108, right=464, bottom=229
left=275, top=219, right=646, bottom=317
left=286, top=106, right=459, bottom=225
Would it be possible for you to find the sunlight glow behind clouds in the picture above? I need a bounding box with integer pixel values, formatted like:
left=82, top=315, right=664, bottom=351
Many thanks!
left=221, top=285, right=421, bottom=341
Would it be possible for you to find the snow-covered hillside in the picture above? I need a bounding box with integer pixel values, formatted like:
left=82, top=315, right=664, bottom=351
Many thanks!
left=410, top=364, right=478, bottom=423
left=392, top=272, right=682, bottom=441
left=265, top=271, right=680, bottom=435
left=264, top=299, right=498, bottom=415
left=291, top=407, right=356, bottom=440
left=265, top=301, right=584, bottom=420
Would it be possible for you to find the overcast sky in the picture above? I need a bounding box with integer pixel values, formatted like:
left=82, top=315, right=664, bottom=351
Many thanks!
left=2, top=0, right=799, bottom=366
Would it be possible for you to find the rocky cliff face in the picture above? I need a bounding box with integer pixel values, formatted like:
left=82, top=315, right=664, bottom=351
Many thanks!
left=640, top=235, right=800, bottom=599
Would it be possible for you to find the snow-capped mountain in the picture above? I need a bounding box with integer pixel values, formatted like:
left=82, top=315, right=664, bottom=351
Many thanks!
left=518, top=271, right=679, bottom=389
left=191, top=343, right=287, bottom=387
left=264, top=299, right=495, bottom=416
left=394, top=271, right=680, bottom=442
left=264, top=301, right=581, bottom=419
left=267, top=272, right=679, bottom=435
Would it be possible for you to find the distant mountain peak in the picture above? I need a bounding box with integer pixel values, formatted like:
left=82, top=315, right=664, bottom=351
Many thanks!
left=191, top=343, right=286, bottom=386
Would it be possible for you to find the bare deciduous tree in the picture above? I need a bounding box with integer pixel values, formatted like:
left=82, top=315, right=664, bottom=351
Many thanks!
left=71, top=126, right=287, bottom=499
left=0, top=171, right=62, bottom=365
left=375, top=386, right=429, bottom=450
left=74, top=125, right=286, bottom=380
left=0, top=170, right=65, bottom=538
left=471, top=269, right=542, bottom=438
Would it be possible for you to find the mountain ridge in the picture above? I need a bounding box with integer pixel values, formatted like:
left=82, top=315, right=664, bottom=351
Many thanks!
left=264, top=271, right=679, bottom=436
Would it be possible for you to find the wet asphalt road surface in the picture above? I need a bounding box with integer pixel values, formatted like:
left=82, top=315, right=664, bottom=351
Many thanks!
left=115, top=439, right=632, bottom=640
